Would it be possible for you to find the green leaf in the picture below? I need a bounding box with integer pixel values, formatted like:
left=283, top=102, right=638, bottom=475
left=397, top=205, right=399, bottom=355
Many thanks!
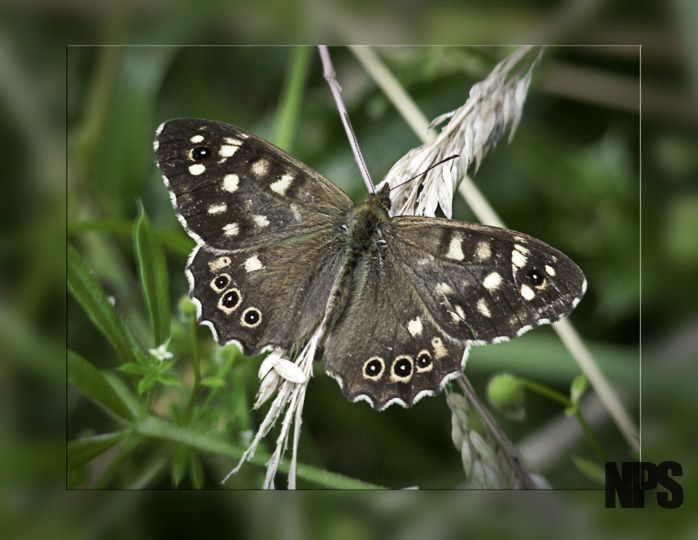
left=68, top=431, right=128, bottom=469
left=274, top=46, right=311, bottom=151
left=171, top=445, right=189, bottom=487
left=68, top=351, right=135, bottom=421
left=570, top=374, right=589, bottom=404
left=117, top=362, right=149, bottom=375
left=572, top=454, right=605, bottom=486
left=200, top=376, right=226, bottom=388
left=68, top=464, right=89, bottom=488
left=69, top=218, right=193, bottom=258
left=155, top=373, right=182, bottom=387
left=103, top=372, right=143, bottom=419
left=189, top=452, right=204, bottom=489
left=67, top=244, right=138, bottom=364
left=137, top=372, right=158, bottom=395
left=134, top=205, right=171, bottom=346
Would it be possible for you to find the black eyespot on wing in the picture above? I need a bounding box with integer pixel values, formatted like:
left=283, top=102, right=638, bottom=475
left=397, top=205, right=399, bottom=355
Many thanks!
left=222, top=289, right=241, bottom=309
left=527, top=268, right=544, bottom=287
left=192, top=146, right=211, bottom=161
left=364, top=358, right=383, bottom=377
left=394, top=357, right=413, bottom=377
left=214, top=275, right=230, bottom=290
left=242, top=307, right=261, bottom=326
left=416, top=350, right=432, bottom=369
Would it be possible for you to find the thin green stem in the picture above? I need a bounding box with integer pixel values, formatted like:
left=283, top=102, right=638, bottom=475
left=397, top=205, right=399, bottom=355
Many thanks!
left=574, top=407, right=607, bottom=463
left=521, top=378, right=606, bottom=463
left=521, top=379, right=570, bottom=407
left=185, top=315, right=201, bottom=422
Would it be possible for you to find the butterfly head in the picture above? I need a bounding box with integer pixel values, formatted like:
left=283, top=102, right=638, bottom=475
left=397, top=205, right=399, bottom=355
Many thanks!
left=371, top=183, right=392, bottom=211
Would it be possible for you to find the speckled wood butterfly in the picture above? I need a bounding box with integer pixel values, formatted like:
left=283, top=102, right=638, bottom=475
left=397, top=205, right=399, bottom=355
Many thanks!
left=155, top=118, right=586, bottom=410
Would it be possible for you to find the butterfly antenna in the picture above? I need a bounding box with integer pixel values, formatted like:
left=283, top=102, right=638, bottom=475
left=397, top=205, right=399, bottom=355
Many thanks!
left=387, top=154, right=460, bottom=192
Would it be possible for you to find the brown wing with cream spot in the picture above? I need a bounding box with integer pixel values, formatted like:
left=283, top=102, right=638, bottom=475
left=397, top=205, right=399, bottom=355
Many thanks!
left=388, top=217, right=587, bottom=344
left=155, top=118, right=352, bottom=251
left=322, top=232, right=470, bottom=410
left=187, top=232, right=347, bottom=354
left=323, top=217, right=585, bottom=410
left=156, top=118, right=353, bottom=351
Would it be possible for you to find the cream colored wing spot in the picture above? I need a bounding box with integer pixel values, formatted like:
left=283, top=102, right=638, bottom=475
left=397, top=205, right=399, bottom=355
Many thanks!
left=222, top=223, right=239, bottom=236
left=475, top=241, right=491, bottom=261
left=446, top=234, right=465, bottom=261
left=477, top=298, right=491, bottom=318
left=512, top=249, right=527, bottom=269
left=188, top=164, right=206, bottom=176
left=222, top=174, right=239, bottom=193
left=251, top=159, right=270, bottom=177
left=407, top=317, right=423, bottom=337
left=435, top=282, right=453, bottom=296
left=483, top=272, right=502, bottom=291
left=219, top=137, right=242, bottom=158
left=520, top=284, right=536, bottom=301
left=289, top=203, right=302, bottom=221
left=449, top=304, right=467, bottom=323
left=208, top=256, right=231, bottom=272
left=514, top=243, right=530, bottom=255
left=252, top=215, right=270, bottom=228
left=270, top=173, right=294, bottom=195
left=431, top=337, right=448, bottom=359
left=244, top=255, right=264, bottom=273
left=207, top=203, right=227, bottom=214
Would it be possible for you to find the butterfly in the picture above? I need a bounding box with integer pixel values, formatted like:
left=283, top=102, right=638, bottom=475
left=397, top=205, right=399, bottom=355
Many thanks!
left=155, top=118, right=586, bottom=411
